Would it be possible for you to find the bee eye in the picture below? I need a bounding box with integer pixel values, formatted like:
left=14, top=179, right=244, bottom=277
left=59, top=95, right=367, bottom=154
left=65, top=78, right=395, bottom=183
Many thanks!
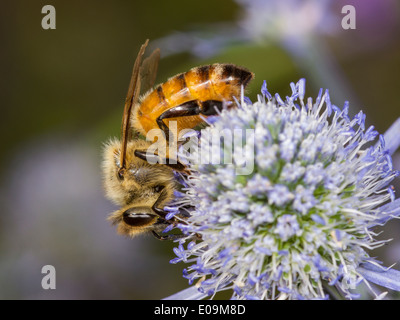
left=123, top=211, right=156, bottom=227
left=153, top=185, right=165, bottom=193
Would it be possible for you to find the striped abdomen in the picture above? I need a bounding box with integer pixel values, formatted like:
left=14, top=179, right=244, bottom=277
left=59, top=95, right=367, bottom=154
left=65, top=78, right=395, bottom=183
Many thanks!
left=132, top=63, right=254, bottom=138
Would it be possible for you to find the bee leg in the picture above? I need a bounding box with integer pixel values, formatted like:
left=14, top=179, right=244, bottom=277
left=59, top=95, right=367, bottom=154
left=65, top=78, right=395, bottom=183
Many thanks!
left=151, top=231, right=185, bottom=241
left=152, top=206, right=167, bottom=220
left=156, top=100, right=227, bottom=141
left=134, top=149, right=187, bottom=172
left=134, top=149, right=160, bottom=164
left=151, top=187, right=179, bottom=221
left=151, top=192, right=187, bottom=241
left=199, top=100, right=231, bottom=116
left=156, top=100, right=202, bottom=142
left=151, top=231, right=169, bottom=240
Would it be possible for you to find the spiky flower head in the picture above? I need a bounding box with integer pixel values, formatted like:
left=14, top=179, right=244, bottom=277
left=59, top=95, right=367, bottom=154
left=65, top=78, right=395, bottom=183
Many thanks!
left=168, top=79, right=399, bottom=300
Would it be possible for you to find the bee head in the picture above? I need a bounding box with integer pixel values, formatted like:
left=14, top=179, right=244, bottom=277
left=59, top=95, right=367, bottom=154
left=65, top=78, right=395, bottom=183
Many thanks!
left=102, top=138, right=177, bottom=237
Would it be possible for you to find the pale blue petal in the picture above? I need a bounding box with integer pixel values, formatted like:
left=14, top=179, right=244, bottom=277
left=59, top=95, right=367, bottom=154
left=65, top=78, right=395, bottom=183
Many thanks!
left=383, top=117, right=400, bottom=156
left=357, top=263, right=400, bottom=292
left=370, top=198, right=400, bottom=227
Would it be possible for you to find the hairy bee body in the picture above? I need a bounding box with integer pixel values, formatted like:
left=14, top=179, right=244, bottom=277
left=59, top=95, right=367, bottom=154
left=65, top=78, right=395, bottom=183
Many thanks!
left=102, top=40, right=254, bottom=239
left=132, top=64, right=253, bottom=139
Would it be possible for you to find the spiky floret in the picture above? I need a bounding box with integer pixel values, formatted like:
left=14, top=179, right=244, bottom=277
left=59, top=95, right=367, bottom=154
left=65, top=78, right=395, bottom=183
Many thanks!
left=169, top=79, right=398, bottom=300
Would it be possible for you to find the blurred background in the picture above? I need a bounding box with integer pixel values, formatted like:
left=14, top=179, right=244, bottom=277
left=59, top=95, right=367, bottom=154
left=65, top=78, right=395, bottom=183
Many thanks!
left=0, top=0, right=399, bottom=299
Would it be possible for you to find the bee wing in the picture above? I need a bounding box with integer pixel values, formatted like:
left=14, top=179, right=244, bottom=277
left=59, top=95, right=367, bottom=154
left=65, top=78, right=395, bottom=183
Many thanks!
left=119, top=39, right=149, bottom=173
left=139, top=47, right=160, bottom=95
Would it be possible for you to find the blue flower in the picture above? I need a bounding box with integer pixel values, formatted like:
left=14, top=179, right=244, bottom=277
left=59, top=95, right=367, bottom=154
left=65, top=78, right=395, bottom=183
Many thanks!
left=166, top=79, right=400, bottom=300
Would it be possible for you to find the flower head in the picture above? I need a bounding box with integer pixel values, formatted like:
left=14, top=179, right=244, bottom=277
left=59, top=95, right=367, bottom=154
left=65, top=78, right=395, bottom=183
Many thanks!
left=168, top=79, right=399, bottom=300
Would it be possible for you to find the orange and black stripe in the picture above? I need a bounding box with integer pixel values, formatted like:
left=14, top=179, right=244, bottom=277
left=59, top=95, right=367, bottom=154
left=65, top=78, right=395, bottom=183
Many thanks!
left=133, top=63, right=254, bottom=137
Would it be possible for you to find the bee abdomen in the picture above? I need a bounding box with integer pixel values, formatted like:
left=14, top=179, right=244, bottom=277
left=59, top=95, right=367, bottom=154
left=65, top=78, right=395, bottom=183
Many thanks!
left=142, top=64, right=253, bottom=110
left=217, top=64, right=253, bottom=87
left=135, top=63, right=253, bottom=135
left=184, top=64, right=254, bottom=101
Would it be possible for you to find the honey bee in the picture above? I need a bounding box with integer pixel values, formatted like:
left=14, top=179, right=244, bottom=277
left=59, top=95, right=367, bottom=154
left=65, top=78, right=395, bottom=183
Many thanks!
left=102, top=39, right=254, bottom=240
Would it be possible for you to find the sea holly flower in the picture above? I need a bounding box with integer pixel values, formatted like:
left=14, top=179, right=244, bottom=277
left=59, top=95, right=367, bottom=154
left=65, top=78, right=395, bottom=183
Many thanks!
left=166, top=79, right=400, bottom=300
